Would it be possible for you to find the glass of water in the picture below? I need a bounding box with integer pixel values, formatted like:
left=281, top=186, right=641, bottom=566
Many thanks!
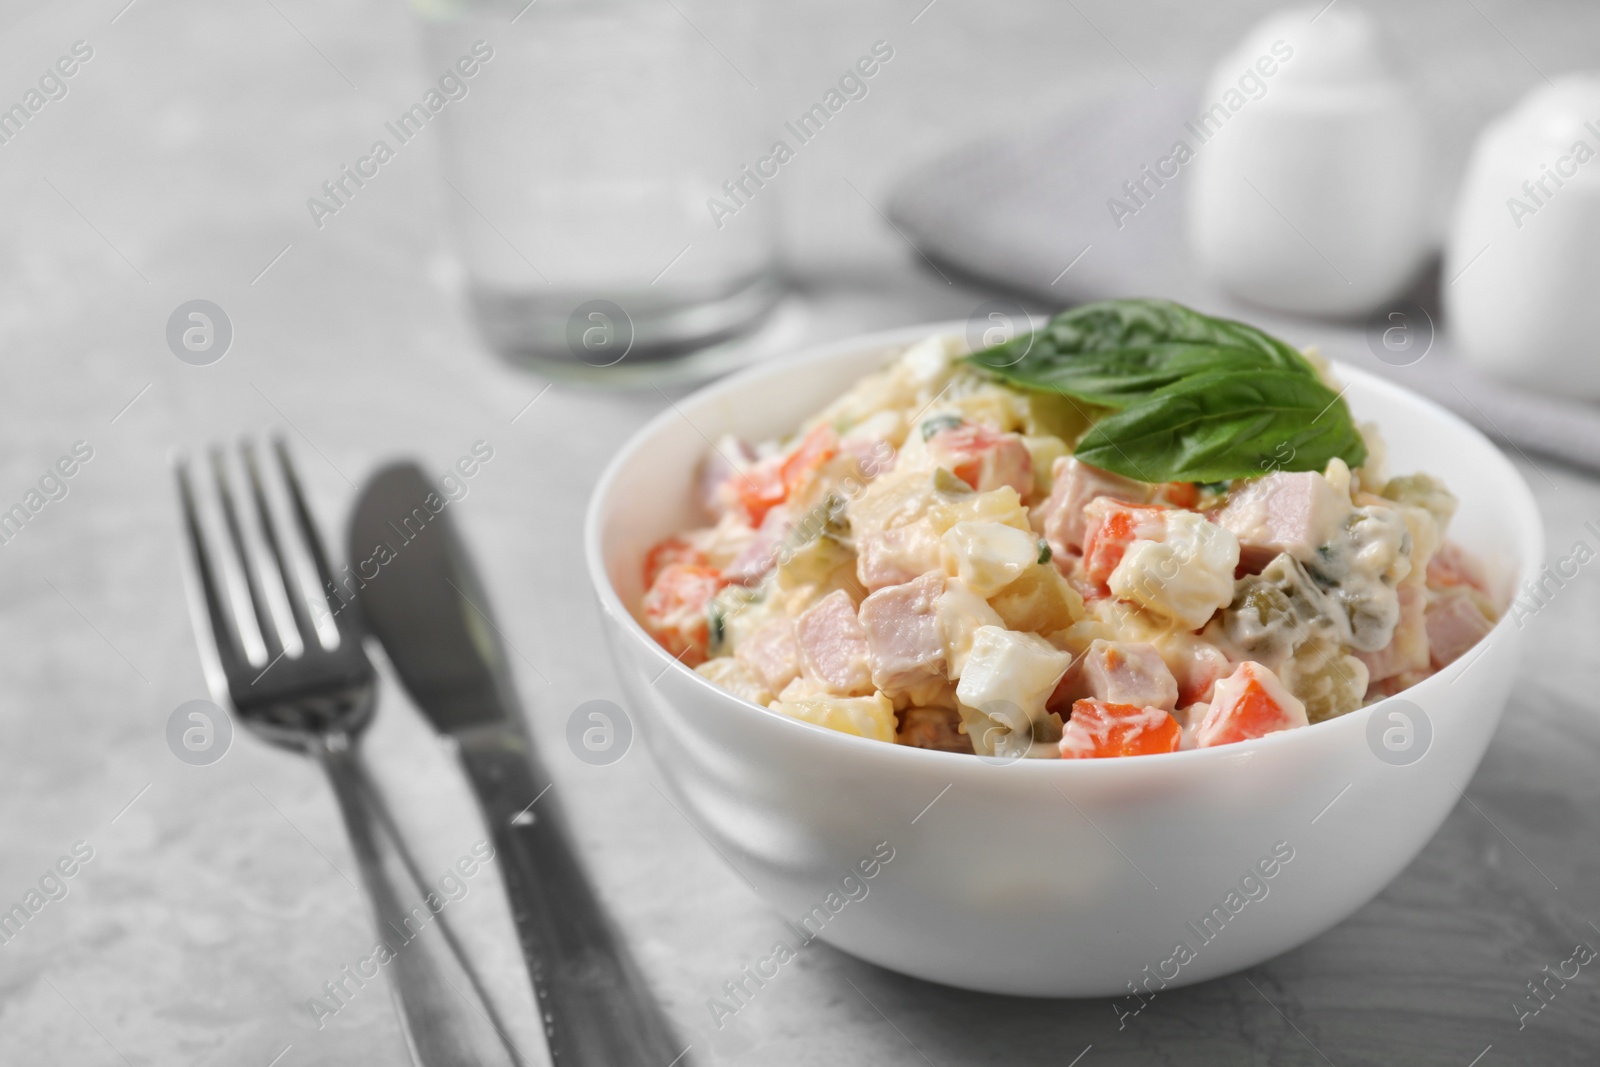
left=413, top=0, right=783, bottom=383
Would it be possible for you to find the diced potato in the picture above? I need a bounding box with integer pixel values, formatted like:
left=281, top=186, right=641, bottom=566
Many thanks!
left=1109, top=511, right=1239, bottom=629
left=776, top=530, right=856, bottom=588
left=926, top=486, right=1031, bottom=536
left=1086, top=598, right=1171, bottom=645
left=956, top=626, right=1074, bottom=730
left=848, top=466, right=944, bottom=539
left=935, top=578, right=1005, bottom=679
left=840, top=409, right=908, bottom=453
left=693, top=512, right=762, bottom=572
left=1044, top=618, right=1116, bottom=656
left=695, top=658, right=773, bottom=706
left=941, top=374, right=1032, bottom=433
left=773, top=692, right=897, bottom=743
left=987, top=564, right=1085, bottom=634
left=815, top=337, right=957, bottom=432
left=1017, top=388, right=1101, bottom=443
left=1022, top=435, right=1070, bottom=498
left=941, top=521, right=1040, bottom=597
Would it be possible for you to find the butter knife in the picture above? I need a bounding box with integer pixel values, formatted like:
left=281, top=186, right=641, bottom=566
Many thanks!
left=348, top=463, right=688, bottom=1067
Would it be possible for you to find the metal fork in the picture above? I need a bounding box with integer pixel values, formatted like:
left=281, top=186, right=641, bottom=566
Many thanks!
left=175, top=439, right=522, bottom=1067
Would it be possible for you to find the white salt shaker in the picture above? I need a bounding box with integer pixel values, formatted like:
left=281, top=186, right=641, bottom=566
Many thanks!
left=1446, top=76, right=1600, bottom=396
left=1186, top=7, right=1431, bottom=317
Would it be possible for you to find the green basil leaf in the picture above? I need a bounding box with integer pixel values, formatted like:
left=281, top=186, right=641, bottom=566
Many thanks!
left=1072, top=369, right=1368, bottom=483
left=973, top=342, right=1292, bottom=408
left=967, top=299, right=1317, bottom=407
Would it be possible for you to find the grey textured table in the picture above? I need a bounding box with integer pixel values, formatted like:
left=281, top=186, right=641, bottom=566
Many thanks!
left=2, top=1, right=1598, bottom=1065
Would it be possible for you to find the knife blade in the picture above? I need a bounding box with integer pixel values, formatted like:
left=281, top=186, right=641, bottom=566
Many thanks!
left=348, top=462, right=689, bottom=1067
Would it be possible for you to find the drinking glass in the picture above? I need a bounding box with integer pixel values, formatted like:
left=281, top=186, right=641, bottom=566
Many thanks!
left=413, top=0, right=783, bottom=383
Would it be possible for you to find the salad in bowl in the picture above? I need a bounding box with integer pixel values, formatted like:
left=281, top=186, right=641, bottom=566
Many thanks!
left=637, top=300, right=1502, bottom=761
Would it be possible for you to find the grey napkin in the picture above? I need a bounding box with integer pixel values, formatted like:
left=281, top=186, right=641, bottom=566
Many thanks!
left=887, top=88, right=1600, bottom=479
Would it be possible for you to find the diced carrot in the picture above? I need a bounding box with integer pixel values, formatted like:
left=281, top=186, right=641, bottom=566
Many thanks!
left=731, top=424, right=838, bottom=526
left=780, top=423, right=839, bottom=496
left=1059, top=700, right=1180, bottom=758
left=641, top=563, right=726, bottom=667
left=643, top=536, right=708, bottom=588
left=1081, top=499, right=1168, bottom=583
left=1158, top=482, right=1200, bottom=509
left=731, top=458, right=786, bottom=527
left=927, top=423, right=1032, bottom=495
left=1194, top=661, right=1308, bottom=748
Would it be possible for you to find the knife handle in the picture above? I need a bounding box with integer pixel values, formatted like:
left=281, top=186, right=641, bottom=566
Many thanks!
left=454, top=724, right=689, bottom=1067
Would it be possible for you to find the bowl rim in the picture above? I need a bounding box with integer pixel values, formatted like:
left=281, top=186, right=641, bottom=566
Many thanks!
left=583, top=320, right=1545, bottom=771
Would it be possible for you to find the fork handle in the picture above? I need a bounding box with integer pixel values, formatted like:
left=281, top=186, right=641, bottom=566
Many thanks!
left=318, top=738, right=520, bottom=1067
left=454, top=722, right=689, bottom=1067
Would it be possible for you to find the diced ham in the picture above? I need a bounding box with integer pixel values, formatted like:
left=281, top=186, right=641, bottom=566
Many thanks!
left=1081, top=640, right=1179, bottom=712
left=643, top=537, right=708, bottom=589
left=1059, top=700, right=1181, bottom=758
left=736, top=619, right=801, bottom=694
left=723, top=506, right=789, bottom=585
left=1081, top=499, right=1168, bottom=584
left=855, top=522, right=942, bottom=593
left=1158, top=634, right=1233, bottom=706
left=1194, top=661, right=1308, bottom=748
left=898, top=707, right=973, bottom=753
left=1215, top=471, right=1350, bottom=572
left=1426, top=588, right=1495, bottom=669
left=858, top=573, right=947, bottom=694
left=1427, top=540, right=1490, bottom=595
left=1355, top=582, right=1429, bottom=683
left=641, top=563, right=726, bottom=667
left=794, top=590, right=874, bottom=695
left=1034, top=458, right=1157, bottom=558
left=926, top=424, right=1033, bottom=496
left=696, top=436, right=756, bottom=515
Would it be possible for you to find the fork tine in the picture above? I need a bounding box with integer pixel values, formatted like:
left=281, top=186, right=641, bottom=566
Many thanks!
left=175, top=458, right=251, bottom=685
left=210, top=446, right=284, bottom=663
left=243, top=440, right=319, bottom=652
left=273, top=438, right=356, bottom=635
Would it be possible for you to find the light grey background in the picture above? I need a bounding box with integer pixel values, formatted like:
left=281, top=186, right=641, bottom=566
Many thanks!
left=0, top=1, right=1597, bottom=1064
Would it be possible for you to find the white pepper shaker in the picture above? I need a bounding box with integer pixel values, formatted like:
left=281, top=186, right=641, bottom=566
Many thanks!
left=1186, top=6, right=1432, bottom=317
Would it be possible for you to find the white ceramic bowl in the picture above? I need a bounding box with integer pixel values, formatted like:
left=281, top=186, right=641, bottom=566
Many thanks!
left=584, top=323, right=1541, bottom=997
